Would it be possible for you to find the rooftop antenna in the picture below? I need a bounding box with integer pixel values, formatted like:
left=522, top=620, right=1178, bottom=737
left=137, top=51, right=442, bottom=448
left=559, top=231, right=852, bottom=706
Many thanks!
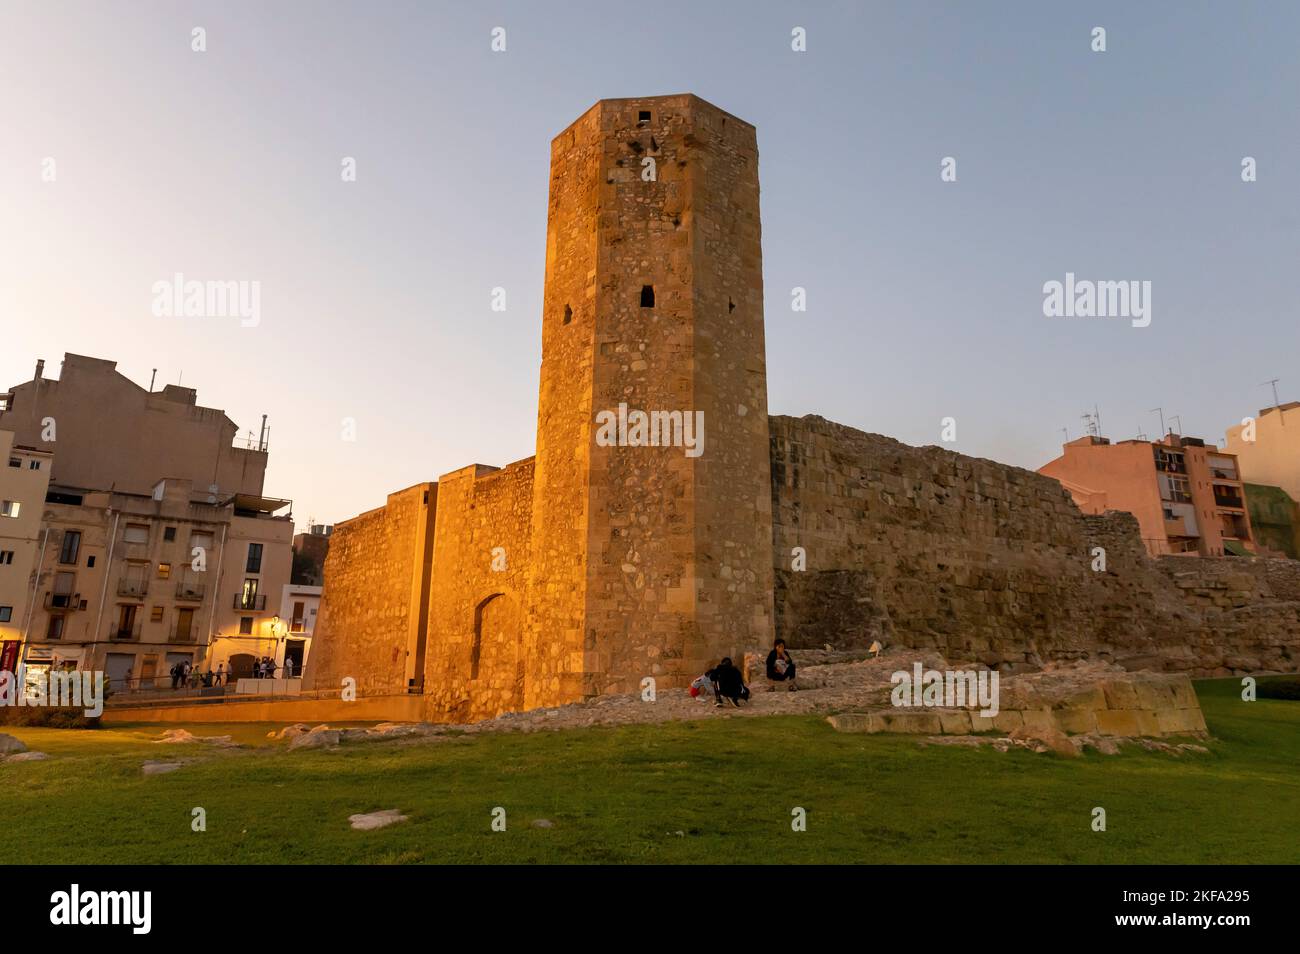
left=1149, top=407, right=1166, bottom=440
left=149, top=368, right=157, bottom=392
left=1170, top=414, right=1182, bottom=436
left=1136, top=425, right=1148, bottom=441
left=1081, top=411, right=1099, bottom=438
left=1262, top=378, right=1284, bottom=426
left=1094, top=404, right=1102, bottom=437
left=1060, top=426, right=1069, bottom=443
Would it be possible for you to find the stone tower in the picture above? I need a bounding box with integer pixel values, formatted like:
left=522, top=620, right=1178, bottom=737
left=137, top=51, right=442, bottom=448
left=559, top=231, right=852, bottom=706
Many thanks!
left=524, top=94, right=774, bottom=706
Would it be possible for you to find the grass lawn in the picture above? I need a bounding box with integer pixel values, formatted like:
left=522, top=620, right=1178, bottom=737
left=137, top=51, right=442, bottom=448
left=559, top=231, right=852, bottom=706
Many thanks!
left=2, top=678, right=1296, bottom=864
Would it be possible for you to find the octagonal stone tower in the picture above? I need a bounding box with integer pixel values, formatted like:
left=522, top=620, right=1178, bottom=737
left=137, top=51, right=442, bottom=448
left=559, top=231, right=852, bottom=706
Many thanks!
left=524, top=94, right=774, bottom=706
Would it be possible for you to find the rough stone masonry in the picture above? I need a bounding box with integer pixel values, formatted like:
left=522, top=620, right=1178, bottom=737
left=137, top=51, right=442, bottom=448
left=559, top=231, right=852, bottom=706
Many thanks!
left=307, top=94, right=1300, bottom=724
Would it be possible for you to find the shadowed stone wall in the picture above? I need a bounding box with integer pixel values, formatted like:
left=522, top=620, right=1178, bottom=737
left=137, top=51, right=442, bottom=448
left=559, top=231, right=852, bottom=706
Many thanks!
left=770, top=414, right=1300, bottom=676
left=423, top=459, right=535, bottom=722
left=305, top=483, right=436, bottom=696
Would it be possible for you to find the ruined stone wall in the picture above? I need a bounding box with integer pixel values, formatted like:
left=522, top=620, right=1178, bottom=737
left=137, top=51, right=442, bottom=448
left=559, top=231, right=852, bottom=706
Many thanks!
left=423, top=459, right=534, bottom=722
left=770, top=414, right=1300, bottom=676
left=306, top=483, right=436, bottom=695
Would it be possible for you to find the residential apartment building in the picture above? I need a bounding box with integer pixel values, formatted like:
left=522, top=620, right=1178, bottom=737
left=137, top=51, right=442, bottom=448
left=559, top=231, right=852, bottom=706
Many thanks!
left=1038, top=434, right=1257, bottom=557
left=0, top=355, right=293, bottom=687
left=1225, top=400, right=1299, bottom=503
left=0, top=430, right=53, bottom=673
left=272, top=581, right=321, bottom=677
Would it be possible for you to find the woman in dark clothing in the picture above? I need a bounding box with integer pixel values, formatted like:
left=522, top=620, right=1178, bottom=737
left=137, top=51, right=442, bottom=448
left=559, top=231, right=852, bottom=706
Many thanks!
left=766, top=639, right=797, bottom=691
left=705, top=657, right=750, bottom=708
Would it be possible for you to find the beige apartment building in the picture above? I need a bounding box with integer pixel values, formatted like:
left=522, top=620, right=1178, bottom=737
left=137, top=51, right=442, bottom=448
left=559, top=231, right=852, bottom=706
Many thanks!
left=0, top=430, right=53, bottom=673
left=0, top=355, right=293, bottom=688
left=1225, top=401, right=1299, bottom=502
left=1039, top=433, right=1257, bottom=557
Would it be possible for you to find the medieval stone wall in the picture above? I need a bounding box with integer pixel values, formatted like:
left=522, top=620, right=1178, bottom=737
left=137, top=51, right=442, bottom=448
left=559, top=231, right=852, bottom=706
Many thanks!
left=305, top=483, right=435, bottom=695
left=423, top=459, right=534, bottom=722
left=769, top=414, right=1300, bottom=676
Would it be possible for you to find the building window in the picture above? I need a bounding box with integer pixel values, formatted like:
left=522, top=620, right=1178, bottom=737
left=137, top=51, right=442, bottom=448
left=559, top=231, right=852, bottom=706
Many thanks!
left=0, top=606, right=11, bottom=623
left=28, top=460, right=40, bottom=470
left=87, top=555, right=95, bottom=568
left=151, top=606, right=164, bottom=622
left=239, top=616, right=253, bottom=635
left=51, top=571, right=75, bottom=608
left=157, top=563, right=172, bottom=579
left=240, top=578, right=260, bottom=610
left=0, top=550, right=13, bottom=565
left=123, top=524, right=149, bottom=544
left=59, top=530, right=81, bottom=565
left=640, top=285, right=655, bottom=308
left=638, top=110, right=652, bottom=125
left=164, top=526, right=177, bottom=542
left=47, top=616, right=65, bottom=639
left=6, top=458, right=18, bottom=468
left=246, top=543, right=263, bottom=573
left=1, top=500, right=20, bottom=518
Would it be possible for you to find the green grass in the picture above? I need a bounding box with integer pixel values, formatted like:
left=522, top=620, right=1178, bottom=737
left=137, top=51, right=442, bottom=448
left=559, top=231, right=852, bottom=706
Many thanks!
left=2, top=678, right=1297, bottom=864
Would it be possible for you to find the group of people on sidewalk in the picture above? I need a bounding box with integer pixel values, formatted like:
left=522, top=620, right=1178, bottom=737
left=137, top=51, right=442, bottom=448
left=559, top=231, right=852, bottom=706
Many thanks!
left=695, top=639, right=797, bottom=708
left=149, top=655, right=296, bottom=691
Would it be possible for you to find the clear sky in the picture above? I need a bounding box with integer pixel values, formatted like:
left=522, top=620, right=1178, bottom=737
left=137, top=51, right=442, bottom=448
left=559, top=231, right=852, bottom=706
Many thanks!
left=3, top=1, right=1297, bottom=527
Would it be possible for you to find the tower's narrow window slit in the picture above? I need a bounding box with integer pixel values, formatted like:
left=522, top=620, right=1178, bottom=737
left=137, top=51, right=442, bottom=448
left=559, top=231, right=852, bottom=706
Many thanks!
left=640, top=285, right=655, bottom=308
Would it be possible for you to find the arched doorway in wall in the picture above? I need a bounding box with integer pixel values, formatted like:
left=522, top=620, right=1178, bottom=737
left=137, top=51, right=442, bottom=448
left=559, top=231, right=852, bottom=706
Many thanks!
left=228, top=653, right=256, bottom=680
left=471, top=593, right=524, bottom=711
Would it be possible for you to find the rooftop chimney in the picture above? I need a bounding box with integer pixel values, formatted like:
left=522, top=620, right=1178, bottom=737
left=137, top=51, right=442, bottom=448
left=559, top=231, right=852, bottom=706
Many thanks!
left=35, top=359, right=44, bottom=380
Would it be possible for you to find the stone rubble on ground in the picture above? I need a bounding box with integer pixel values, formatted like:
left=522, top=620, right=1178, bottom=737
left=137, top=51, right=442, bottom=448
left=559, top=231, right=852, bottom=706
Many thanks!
left=267, top=654, right=1217, bottom=757
left=918, top=734, right=1211, bottom=757
left=141, top=760, right=183, bottom=775
left=0, top=733, right=28, bottom=755
left=5, top=751, right=50, bottom=762
left=348, top=808, right=408, bottom=831
left=154, top=728, right=239, bottom=747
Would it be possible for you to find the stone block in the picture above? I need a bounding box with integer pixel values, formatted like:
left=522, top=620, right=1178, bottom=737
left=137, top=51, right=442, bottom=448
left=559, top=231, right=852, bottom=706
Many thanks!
left=937, top=709, right=972, bottom=735
left=992, top=710, right=1024, bottom=733
left=1155, top=708, right=1207, bottom=736
left=1055, top=708, right=1099, bottom=735
left=1050, top=684, right=1107, bottom=711
left=1168, top=677, right=1199, bottom=710
left=1134, top=681, right=1175, bottom=711
left=1095, top=709, right=1141, bottom=737
left=1133, top=710, right=1162, bottom=737
left=1021, top=708, right=1056, bottom=732
left=872, top=709, right=943, bottom=734
left=826, top=713, right=872, bottom=733
left=1101, top=680, right=1140, bottom=710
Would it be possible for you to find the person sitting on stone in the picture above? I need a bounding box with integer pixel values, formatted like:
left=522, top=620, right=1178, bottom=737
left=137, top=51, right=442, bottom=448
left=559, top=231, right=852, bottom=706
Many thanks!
left=765, top=639, right=798, bottom=691
left=705, top=657, right=750, bottom=708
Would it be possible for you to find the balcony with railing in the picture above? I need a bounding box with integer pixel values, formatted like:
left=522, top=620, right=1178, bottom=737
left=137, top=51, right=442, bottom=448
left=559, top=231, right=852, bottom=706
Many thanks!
left=109, top=621, right=143, bottom=642
left=1213, top=490, right=1245, bottom=510
left=43, top=592, right=81, bottom=611
left=233, top=593, right=268, bottom=611
left=169, top=622, right=199, bottom=643
left=1154, top=452, right=1187, bottom=474
left=117, top=578, right=149, bottom=598
left=175, top=580, right=206, bottom=601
